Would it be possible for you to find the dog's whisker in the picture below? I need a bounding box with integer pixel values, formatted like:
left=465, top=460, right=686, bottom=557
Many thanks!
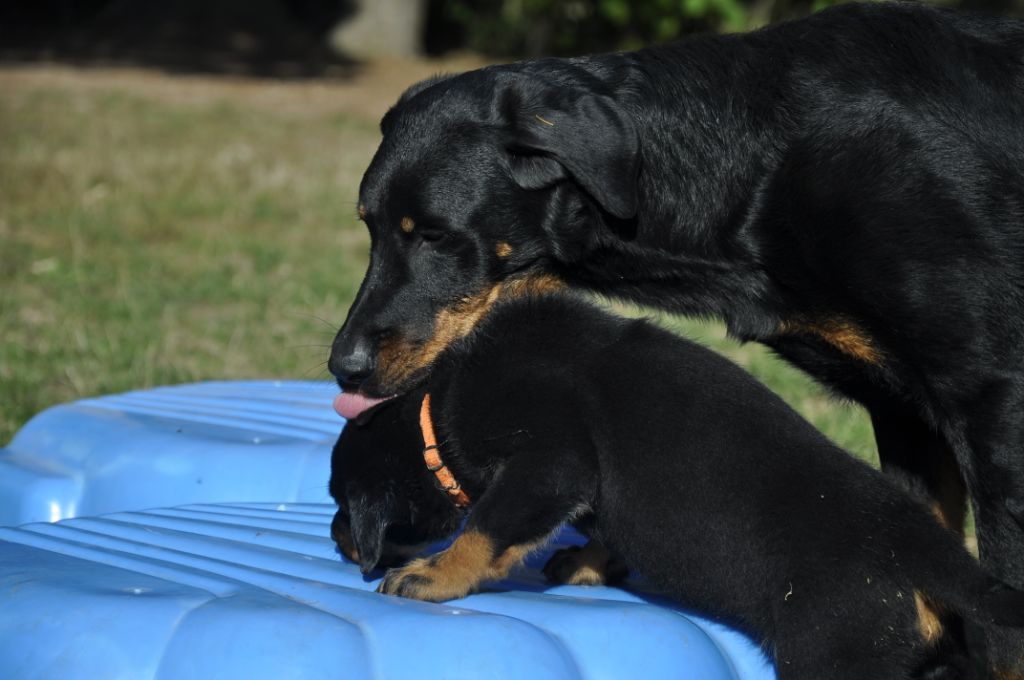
left=286, top=311, right=341, bottom=331
left=299, top=361, right=330, bottom=379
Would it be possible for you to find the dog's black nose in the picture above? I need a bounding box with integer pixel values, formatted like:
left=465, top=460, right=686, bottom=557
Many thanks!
left=329, top=341, right=376, bottom=385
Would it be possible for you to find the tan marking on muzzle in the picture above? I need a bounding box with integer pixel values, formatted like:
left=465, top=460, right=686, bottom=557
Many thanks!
left=374, top=274, right=565, bottom=392
left=331, top=519, right=359, bottom=563
left=376, top=284, right=501, bottom=391
left=357, top=203, right=367, bottom=219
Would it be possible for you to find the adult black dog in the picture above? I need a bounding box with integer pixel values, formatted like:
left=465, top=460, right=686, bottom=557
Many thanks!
left=328, top=2, right=1024, bottom=673
left=330, top=292, right=1024, bottom=680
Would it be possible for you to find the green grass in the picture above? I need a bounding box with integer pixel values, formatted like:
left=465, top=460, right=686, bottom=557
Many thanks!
left=0, top=78, right=876, bottom=468
left=0, top=85, right=378, bottom=443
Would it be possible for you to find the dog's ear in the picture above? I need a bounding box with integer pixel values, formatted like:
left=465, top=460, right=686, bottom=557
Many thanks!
left=350, top=497, right=388, bottom=574
left=501, top=80, right=640, bottom=219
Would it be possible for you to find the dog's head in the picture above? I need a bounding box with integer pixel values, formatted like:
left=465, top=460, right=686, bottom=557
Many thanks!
left=329, top=393, right=463, bottom=573
left=329, top=63, right=640, bottom=403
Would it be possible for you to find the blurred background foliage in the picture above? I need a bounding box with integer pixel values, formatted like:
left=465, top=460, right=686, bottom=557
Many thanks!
left=424, top=0, right=1024, bottom=57
left=3, top=0, right=1023, bottom=69
left=428, top=0, right=805, bottom=56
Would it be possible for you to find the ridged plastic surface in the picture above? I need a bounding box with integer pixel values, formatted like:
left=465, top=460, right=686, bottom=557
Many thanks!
left=0, top=503, right=776, bottom=680
left=0, top=381, right=339, bottom=526
left=0, top=380, right=776, bottom=679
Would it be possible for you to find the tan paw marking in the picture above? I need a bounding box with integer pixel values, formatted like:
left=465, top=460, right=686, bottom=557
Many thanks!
left=543, top=540, right=627, bottom=586
left=378, top=530, right=543, bottom=602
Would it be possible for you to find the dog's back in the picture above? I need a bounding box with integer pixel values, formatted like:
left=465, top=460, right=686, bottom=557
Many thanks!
left=435, top=292, right=1024, bottom=678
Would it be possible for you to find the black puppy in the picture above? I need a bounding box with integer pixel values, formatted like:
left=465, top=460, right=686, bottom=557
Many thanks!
left=330, top=293, right=1024, bottom=680
left=327, top=5, right=1024, bottom=671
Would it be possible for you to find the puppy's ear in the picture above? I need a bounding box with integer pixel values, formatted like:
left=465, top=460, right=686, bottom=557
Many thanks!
left=502, top=80, right=640, bottom=219
left=350, top=498, right=388, bottom=574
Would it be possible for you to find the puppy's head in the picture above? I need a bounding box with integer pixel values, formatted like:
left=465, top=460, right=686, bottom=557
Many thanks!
left=329, top=393, right=462, bottom=573
left=329, top=63, right=640, bottom=402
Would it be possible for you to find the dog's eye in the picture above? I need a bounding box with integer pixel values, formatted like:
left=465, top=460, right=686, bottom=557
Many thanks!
left=418, top=228, right=446, bottom=244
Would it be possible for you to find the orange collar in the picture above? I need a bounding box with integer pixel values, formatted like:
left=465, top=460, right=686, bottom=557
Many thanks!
left=419, top=393, right=471, bottom=508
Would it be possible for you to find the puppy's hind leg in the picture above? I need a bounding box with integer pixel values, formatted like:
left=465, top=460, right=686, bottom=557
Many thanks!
left=770, top=579, right=928, bottom=680
left=544, top=539, right=628, bottom=586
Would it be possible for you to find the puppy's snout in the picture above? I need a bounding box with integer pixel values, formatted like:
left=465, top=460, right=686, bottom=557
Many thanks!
left=329, top=338, right=377, bottom=386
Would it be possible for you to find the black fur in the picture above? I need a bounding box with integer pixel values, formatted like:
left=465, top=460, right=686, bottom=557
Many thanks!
left=331, top=293, right=1024, bottom=680
left=328, top=3, right=1024, bottom=671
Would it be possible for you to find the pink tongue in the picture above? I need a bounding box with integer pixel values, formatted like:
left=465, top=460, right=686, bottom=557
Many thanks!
left=333, top=391, right=392, bottom=420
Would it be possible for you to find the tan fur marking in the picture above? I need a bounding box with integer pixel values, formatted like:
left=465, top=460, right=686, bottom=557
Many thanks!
left=914, top=590, right=944, bottom=645
left=331, top=521, right=359, bottom=564
left=376, top=284, right=501, bottom=390
left=416, top=530, right=495, bottom=597
left=357, top=203, right=367, bottom=219
left=492, top=537, right=547, bottom=575
left=930, top=502, right=950, bottom=530
left=375, top=274, right=565, bottom=392
left=496, top=241, right=513, bottom=258
left=554, top=540, right=617, bottom=586
left=777, top=317, right=881, bottom=364
left=501, top=273, right=564, bottom=298
left=993, top=670, right=1024, bottom=680
left=378, top=530, right=544, bottom=601
left=400, top=216, right=415, bottom=233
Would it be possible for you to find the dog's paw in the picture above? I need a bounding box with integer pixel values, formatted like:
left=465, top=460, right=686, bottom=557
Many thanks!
left=377, top=556, right=473, bottom=602
left=543, top=541, right=628, bottom=586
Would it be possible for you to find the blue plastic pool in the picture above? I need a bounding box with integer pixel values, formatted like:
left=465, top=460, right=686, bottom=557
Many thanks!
left=0, top=381, right=777, bottom=679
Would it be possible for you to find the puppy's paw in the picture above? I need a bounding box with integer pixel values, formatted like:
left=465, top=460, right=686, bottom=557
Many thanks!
left=377, top=556, right=473, bottom=602
left=543, top=541, right=627, bottom=586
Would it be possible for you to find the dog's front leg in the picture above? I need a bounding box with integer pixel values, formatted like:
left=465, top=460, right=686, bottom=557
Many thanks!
left=376, top=528, right=547, bottom=602
left=379, top=453, right=597, bottom=602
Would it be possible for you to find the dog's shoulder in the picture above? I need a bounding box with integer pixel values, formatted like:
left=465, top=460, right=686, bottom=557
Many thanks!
left=443, top=292, right=777, bottom=405
left=447, top=293, right=628, bottom=366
